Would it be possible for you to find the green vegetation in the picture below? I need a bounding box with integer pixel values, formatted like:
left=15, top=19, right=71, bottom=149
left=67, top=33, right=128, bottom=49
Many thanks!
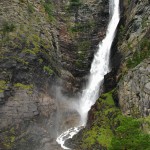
left=0, top=21, right=15, bottom=46
left=14, top=83, right=33, bottom=90
left=127, top=38, right=150, bottom=68
left=118, top=25, right=126, bottom=40
left=67, top=0, right=82, bottom=12
left=15, top=57, right=29, bottom=65
left=82, top=126, right=113, bottom=148
left=27, top=3, right=35, bottom=13
left=43, top=1, right=54, bottom=20
left=43, top=66, right=54, bottom=75
left=78, top=41, right=91, bottom=52
left=1, top=29, right=56, bottom=75
left=110, top=117, right=150, bottom=150
left=141, top=16, right=148, bottom=28
left=22, top=49, right=36, bottom=55
left=6, top=33, right=42, bottom=65
left=80, top=90, right=119, bottom=149
left=1, top=127, right=16, bottom=149
left=38, top=58, right=43, bottom=64
left=21, top=34, right=41, bottom=56
left=0, top=80, right=7, bottom=93
left=79, top=90, right=150, bottom=150
left=1, top=21, right=15, bottom=36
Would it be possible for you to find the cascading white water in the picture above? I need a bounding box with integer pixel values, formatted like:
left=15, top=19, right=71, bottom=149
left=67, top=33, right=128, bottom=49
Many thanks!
left=56, top=0, right=120, bottom=149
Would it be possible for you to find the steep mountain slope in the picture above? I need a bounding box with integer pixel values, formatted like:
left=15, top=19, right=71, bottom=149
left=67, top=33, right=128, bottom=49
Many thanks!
left=0, top=0, right=149, bottom=150
left=118, top=0, right=150, bottom=117
left=0, top=0, right=109, bottom=149
left=66, top=0, right=150, bottom=149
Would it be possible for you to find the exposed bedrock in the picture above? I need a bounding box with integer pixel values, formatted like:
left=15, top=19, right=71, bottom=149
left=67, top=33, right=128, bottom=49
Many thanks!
left=0, top=0, right=109, bottom=149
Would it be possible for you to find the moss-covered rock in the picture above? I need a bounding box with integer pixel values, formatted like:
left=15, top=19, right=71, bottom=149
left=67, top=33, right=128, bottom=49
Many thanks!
left=0, top=127, right=16, bottom=149
left=66, top=90, right=150, bottom=150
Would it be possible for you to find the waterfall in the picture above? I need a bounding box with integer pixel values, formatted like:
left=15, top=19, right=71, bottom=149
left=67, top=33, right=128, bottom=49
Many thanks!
left=56, top=0, right=120, bottom=149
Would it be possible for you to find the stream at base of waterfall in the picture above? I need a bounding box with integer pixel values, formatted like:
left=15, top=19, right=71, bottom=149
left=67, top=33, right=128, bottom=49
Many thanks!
left=56, top=0, right=120, bottom=149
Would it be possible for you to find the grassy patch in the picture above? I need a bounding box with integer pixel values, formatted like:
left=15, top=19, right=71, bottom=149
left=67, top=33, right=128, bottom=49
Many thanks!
left=80, top=90, right=118, bottom=149
left=110, top=117, right=150, bottom=150
left=14, top=83, right=33, bottom=90
left=15, top=57, right=29, bottom=65
left=38, top=58, right=43, bottom=64
left=0, top=80, right=7, bottom=93
left=98, top=127, right=113, bottom=147
left=43, top=66, right=54, bottom=75
left=1, top=127, right=16, bottom=149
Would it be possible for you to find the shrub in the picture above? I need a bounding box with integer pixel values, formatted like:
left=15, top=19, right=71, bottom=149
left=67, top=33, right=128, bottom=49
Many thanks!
left=1, top=21, right=15, bottom=36
left=43, top=66, right=53, bottom=75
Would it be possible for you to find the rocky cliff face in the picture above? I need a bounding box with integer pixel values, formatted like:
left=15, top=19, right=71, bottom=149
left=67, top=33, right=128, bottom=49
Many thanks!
left=118, top=58, right=150, bottom=117
left=67, top=0, right=150, bottom=149
left=57, top=0, right=109, bottom=78
left=0, top=0, right=149, bottom=149
left=117, top=0, right=150, bottom=117
left=0, top=0, right=109, bottom=149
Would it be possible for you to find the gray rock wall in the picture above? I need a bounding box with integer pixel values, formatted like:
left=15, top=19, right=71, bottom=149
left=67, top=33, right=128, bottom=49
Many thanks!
left=0, top=89, right=56, bottom=129
left=0, top=0, right=109, bottom=130
left=118, top=0, right=150, bottom=58
left=118, top=58, right=150, bottom=117
left=116, top=0, right=150, bottom=118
